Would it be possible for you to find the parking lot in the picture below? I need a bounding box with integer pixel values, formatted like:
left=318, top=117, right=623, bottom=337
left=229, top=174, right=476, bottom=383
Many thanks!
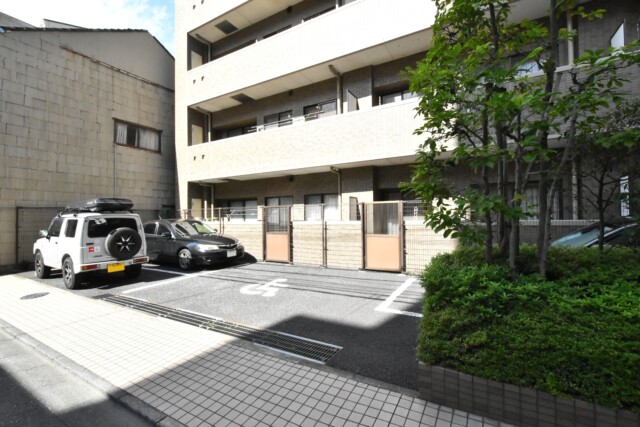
left=21, top=259, right=425, bottom=390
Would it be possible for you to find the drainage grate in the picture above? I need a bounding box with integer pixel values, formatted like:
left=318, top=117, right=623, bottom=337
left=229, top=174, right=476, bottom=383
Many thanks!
left=94, top=294, right=342, bottom=364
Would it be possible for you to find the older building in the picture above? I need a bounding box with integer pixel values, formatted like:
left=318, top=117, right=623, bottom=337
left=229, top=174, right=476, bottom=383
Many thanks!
left=0, top=14, right=176, bottom=270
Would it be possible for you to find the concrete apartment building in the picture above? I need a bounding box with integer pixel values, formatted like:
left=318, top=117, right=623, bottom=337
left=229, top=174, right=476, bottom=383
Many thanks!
left=0, top=13, right=176, bottom=270
left=174, top=0, right=639, bottom=272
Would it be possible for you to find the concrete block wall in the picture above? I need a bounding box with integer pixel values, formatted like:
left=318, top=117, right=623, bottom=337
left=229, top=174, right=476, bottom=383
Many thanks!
left=326, top=222, right=362, bottom=270
left=0, top=31, right=175, bottom=210
left=222, top=222, right=263, bottom=260
left=0, top=208, right=16, bottom=269
left=292, top=221, right=323, bottom=267
left=405, top=223, right=458, bottom=275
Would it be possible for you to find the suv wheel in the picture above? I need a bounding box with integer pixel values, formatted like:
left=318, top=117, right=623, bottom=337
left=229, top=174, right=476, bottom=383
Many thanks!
left=105, top=228, right=142, bottom=261
left=62, top=257, right=80, bottom=289
left=34, top=251, right=51, bottom=279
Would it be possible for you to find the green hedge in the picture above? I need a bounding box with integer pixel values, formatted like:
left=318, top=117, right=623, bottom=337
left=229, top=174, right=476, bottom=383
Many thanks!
left=418, top=245, right=640, bottom=412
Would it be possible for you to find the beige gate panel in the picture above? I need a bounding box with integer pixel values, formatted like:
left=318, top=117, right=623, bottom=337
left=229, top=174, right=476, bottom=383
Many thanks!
left=365, top=235, right=401, bottom=271
left=266, top=233, right=290, bottom=262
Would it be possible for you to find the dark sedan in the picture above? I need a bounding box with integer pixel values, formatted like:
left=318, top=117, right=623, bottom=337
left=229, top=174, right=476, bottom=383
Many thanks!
left=143, top=219, right=244, bottom=270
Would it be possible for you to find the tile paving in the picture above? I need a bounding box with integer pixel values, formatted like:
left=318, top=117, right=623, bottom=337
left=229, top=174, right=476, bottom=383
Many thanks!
left=0, top=275, right=512, bottom=426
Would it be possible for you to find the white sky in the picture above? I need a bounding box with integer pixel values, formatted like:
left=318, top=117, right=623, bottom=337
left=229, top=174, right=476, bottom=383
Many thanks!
left=2, top=0, right=175, bottom=55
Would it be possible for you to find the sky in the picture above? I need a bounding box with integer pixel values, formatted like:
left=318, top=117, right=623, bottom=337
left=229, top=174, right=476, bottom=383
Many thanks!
left=2, top=0, right=175, bottom=56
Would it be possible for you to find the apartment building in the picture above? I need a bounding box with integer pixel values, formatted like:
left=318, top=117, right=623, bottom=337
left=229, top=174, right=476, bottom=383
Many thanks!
left=175, top=0, right=438, bottom=220
left=0, top=13, right=176, bottom=270
left=174, top=0, right=638, bottom=270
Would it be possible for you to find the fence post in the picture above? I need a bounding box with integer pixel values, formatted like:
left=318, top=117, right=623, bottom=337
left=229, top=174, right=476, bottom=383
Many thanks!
left=322, top=204, right=327, bottom=267
left=360, top=202, right=366, bottom=270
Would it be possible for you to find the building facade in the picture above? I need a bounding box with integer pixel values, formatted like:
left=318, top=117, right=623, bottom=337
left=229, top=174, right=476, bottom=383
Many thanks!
left=0, top=15, right=176, bottom=270
left=174, top=0, right=638, bottom=271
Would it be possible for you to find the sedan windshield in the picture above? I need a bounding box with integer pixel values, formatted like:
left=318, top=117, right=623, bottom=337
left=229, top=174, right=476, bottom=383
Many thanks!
left=172, top=220, right=217, bottom=237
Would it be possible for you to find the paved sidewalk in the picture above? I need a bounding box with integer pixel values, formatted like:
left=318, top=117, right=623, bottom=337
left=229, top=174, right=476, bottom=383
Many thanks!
left=0, top=275, right=510, bottom=427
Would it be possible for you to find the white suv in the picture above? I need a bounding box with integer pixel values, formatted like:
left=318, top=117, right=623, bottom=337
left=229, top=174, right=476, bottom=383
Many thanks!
left=33, top=198, right=149, bottom=289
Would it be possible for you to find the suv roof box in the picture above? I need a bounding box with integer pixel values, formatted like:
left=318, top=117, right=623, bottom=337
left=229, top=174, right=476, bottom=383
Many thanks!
left=66, top=198, right=134, bottom=213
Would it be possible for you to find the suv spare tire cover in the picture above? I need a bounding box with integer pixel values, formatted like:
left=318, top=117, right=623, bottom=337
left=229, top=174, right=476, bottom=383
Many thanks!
left=105, top=227, right=142, bottom=260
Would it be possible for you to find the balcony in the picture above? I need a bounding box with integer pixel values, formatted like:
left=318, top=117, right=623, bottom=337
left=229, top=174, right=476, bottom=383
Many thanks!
left=185, top=0, right=435, bottom=112
left=181, top=99, right=454, bottom=184
left=185, top=0, right=303, bottom=38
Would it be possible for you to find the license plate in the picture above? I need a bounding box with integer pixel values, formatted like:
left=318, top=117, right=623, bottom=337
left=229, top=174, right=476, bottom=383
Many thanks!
left=226, top=249, right=237, bottom=258
left=108, top=263, right=125, bottom=273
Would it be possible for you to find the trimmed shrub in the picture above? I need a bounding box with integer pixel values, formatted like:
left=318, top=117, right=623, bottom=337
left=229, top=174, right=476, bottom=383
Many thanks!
left=418, top=245, right=640, bottom=412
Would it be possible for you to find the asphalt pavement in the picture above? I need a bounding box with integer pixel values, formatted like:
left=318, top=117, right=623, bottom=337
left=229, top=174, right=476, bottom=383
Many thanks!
left=21, top=261, right=425, bottom=390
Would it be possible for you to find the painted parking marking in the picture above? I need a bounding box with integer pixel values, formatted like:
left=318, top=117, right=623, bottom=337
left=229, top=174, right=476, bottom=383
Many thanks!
left=123, top=268, right=211, bottom=294
left=240, top=278, right=288, bottom=297
left=375, top=278, right=423, bottom=318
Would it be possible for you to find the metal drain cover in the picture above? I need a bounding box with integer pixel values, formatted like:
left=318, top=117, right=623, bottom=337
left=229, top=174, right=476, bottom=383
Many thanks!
left=21, top=292, right=49, bottom=300
left=94, top=294, right=342, bottom=364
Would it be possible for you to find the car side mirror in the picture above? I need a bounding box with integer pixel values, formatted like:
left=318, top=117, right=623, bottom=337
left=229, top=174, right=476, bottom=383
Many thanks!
left=161, top=232, right=173, bottom=239
left=39, top=230, right=49, bottom=238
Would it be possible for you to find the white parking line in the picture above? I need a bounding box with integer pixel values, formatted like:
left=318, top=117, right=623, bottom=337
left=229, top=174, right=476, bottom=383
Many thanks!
left=374, top=278, right=423, bottom=318
left=122, top=268, right=211, bottom=294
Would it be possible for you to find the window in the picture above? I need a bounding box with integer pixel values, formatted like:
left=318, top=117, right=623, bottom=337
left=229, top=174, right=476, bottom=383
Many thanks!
left=266, top=196, right=293, bottom=206
left=263, top=25, right=291, bottom=40
left=213, top=122, right=257, bottom=140
left=114, top=120, right=161, bottom=152
left=305, top=194, right=339, bottom=221
left=264, top=111, right=292, bottom=130
left=303, top=7, right=334, bottom=22
left=48, top=218, right=64, bottom=237
left=64, top=219, right=78, bottom=238
left=611, top=22, right=625, bottom=49
left=143, top=223, right=157, bottom=234
left=517, top=58, right=541, bottom=76
left=620, top=175, right=630, bottom=217
left=228, top=199, right=258, bottom=221
left=379, top=89, right=419, bottom=105
left=87, top=218, right=138, bottom=238
left=522, top=184, right=561, bottom=219
left=304, top=100, right=337, bottom=121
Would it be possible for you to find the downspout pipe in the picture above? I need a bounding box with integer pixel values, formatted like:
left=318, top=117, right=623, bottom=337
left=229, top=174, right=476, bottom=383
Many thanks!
left=328, top=65, right=342, bottom=114
left=330, top=166, right=342, bottom=220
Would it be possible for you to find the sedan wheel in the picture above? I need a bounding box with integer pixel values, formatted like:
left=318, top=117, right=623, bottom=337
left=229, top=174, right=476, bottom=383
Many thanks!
left=178, top=249, right=193, bottom=270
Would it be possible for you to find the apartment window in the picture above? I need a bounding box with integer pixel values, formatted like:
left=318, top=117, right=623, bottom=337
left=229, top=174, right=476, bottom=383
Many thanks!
left=213, top=122, right=257, bottom=141
left=303, top=7, right=335, bottom=22
left=305, top=194, right=339, bottom=221
left=263, top=25, right=291, bottom=40
left=304, top=100, right=337, bottom=121
left=522, top=184, right=561, bottom=219
left=611, top=22, right=625, bottom=49
left=228, top=199, right=258, bottom=221
left=379, top=89, right=419, bottom=105
left=266, top=196, right=293, bottom=207
left=264, top=111, right=292, bottom=130
left=517, top=58, right=541, bottom=76
left=114, top=120, right=161, bottom=152
left=620, top=175, right=630, bottom=217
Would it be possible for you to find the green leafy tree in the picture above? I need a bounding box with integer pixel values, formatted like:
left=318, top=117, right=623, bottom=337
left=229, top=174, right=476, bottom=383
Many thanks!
left=404, top=0, right=640, bottom=277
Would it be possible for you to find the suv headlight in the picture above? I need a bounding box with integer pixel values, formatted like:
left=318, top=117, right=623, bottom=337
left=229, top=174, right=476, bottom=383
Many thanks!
left=196, top=243, right=219, bottom=251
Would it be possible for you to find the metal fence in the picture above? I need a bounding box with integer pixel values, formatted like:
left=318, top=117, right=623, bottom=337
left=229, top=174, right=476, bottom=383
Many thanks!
left=5, top=202, right=601, bottom=274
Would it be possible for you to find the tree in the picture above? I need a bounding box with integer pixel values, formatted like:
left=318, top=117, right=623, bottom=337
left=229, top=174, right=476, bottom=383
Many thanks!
left=404, top=0, right=640, bottom=277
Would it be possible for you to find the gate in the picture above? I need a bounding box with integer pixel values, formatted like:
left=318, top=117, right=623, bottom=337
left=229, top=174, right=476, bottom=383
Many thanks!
left=363, top=202, right=403, bottom=272
left=263, top=206, right=291, bottom=262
